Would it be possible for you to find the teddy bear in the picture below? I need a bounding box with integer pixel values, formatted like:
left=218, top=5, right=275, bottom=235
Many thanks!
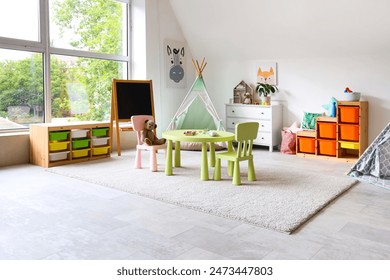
left=243, top=92, right=252, bottom=104
left=141, top=119, right=166, bottom=146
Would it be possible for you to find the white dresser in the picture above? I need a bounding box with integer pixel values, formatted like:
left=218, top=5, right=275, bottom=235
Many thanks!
left=225, top=103, right=283, bottom=152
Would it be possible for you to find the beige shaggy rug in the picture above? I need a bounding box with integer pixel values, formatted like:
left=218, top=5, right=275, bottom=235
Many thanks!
left=47, top=150, right=358, bottom=234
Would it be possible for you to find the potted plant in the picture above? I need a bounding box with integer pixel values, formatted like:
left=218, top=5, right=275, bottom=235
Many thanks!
left=255, top=83, right=278, bottom=105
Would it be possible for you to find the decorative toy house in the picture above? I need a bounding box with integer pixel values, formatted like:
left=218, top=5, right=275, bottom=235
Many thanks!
left=233, top=80, right=254, bottom=104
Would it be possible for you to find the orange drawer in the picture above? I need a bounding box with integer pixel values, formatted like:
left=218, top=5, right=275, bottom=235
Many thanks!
left=317, top=139, right=336, bottom=156
left=298, top=137, right=315, bottom=154
left=339, top=124, right=359, bottom=141
left=317, top=122, right=336, bottom=139
left=338, top=106, right=359, bottom=124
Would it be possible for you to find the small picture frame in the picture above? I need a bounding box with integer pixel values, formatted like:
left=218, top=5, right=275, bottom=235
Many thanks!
left=256, top=61, right=278, bottom=85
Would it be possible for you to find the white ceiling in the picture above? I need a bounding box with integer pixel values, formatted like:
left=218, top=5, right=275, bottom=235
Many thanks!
left=169, top=0, right=390, bottom=59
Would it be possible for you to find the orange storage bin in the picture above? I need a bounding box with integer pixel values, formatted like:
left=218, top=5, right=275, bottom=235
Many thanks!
left=317, top=139, right=336, bottom=156
left=339, top=124, right=359, bottom=141
left=338, top=106, right=359, bottom=124
left=298, top=137, right=315, bottom=154
left=317, top=122, right=336, bottom=139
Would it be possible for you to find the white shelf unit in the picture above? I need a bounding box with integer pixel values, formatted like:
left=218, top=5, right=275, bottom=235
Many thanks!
left=225, top=103, right=283, bottom=152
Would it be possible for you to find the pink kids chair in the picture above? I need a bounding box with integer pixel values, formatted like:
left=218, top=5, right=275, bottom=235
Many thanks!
left=131, top=115, right=166, bottom=172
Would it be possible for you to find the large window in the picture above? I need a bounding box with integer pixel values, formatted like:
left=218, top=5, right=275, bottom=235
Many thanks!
left=0, top=0, right=40, bottom=41
left=0, top=49, right=44, bottom=128
left=0, top=0, right=130, bottom=131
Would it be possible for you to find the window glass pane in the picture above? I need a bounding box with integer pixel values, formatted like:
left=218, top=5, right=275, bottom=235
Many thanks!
left=50, top=0, right=127, bottom=55
left=0, top=49, right=44, bottom=130
left=0, top=0, right=40, bottom=41
left=51, top=55, right=126, bottom=122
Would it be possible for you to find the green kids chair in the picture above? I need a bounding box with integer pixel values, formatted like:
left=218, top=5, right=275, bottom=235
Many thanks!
left=213, top=122, right=259, bottom=185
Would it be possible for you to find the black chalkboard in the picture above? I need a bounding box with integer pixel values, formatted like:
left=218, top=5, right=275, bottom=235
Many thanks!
left=112, top=79, right=154, bottom=121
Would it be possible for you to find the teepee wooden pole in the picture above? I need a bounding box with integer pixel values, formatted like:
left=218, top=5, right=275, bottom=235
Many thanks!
left=192, top=58, right=207, bottom=76
left=196, top=60, right=201, bottom=75
left=192, top=59, right=200, bottom=76
left=201, top=61, right=207, bottom=73
left=191, top=58, right=197, bottom=70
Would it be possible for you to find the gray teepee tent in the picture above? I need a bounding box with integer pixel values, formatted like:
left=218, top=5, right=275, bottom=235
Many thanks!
left=348, top=122, right=390, bottom=190
left=166, top=59, right=224, bottom=131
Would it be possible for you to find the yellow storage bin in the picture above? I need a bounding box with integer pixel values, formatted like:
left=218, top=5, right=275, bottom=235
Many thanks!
left=339, top=141, right=359, bottom=150
left=92, top=146, right=110, bottom=156
left=49, top=141, right=69, bottom=152
left=72, top=148, right=90, bottom=158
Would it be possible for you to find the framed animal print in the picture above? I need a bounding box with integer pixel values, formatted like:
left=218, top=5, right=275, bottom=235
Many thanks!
left=256, top=61, right=278, bottom=86
left=164, top=39, right=186, bottom=88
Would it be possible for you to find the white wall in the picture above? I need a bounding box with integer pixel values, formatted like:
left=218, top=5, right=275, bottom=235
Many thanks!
left=145, top=0, right=194, bottom=135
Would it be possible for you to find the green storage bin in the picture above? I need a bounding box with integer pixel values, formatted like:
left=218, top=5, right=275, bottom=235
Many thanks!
left=49, top=131, right=70, bottom=141
left=72, top=138, right=91, bottom=149
left=92, top=127, right=109, bottom=137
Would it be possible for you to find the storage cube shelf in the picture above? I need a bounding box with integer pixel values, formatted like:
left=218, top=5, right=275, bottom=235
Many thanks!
left=30, top=122, right=111, bottom=167
left=296, top=101, right=368, bottom=162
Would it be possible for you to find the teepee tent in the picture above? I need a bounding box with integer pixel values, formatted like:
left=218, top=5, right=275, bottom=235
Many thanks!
left=348, top=122, right=390, bottom=190
left=167, top=59, right=224, bottom=131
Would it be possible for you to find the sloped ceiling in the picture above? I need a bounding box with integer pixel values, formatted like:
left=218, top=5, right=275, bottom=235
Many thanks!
left=169, top=0, right=390, bottom=59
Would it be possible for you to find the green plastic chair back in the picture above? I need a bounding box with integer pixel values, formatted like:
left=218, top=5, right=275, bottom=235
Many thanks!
left=235, top=122, right=259, bottom=141
left=235, top=122, right=259, bottom=159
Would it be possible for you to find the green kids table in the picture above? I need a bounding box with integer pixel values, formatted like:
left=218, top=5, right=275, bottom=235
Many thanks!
left=162, top=129, right=235, bottom=180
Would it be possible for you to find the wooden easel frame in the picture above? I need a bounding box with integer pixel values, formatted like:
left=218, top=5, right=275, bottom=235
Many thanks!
left=110, top=79, right=155, bottom=156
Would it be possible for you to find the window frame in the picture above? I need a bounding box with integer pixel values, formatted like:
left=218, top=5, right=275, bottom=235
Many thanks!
left=0, top=0, right=132, bottom=132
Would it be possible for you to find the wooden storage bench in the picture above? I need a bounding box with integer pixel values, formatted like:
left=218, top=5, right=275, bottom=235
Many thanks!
left=30, top=121, right=111, bottom=168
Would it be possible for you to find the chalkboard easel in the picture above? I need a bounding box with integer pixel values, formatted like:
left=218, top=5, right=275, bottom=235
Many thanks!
left=111, top=79, right=155, bottom=156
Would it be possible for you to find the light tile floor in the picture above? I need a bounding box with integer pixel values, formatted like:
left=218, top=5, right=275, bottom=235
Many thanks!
left=1, top=148, right=390, bottom=260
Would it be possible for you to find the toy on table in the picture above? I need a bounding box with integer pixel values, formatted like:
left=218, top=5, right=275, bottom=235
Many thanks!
left=183, top=130, right=197, bottom=136
left=141, top=120, right=166, bottom=146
